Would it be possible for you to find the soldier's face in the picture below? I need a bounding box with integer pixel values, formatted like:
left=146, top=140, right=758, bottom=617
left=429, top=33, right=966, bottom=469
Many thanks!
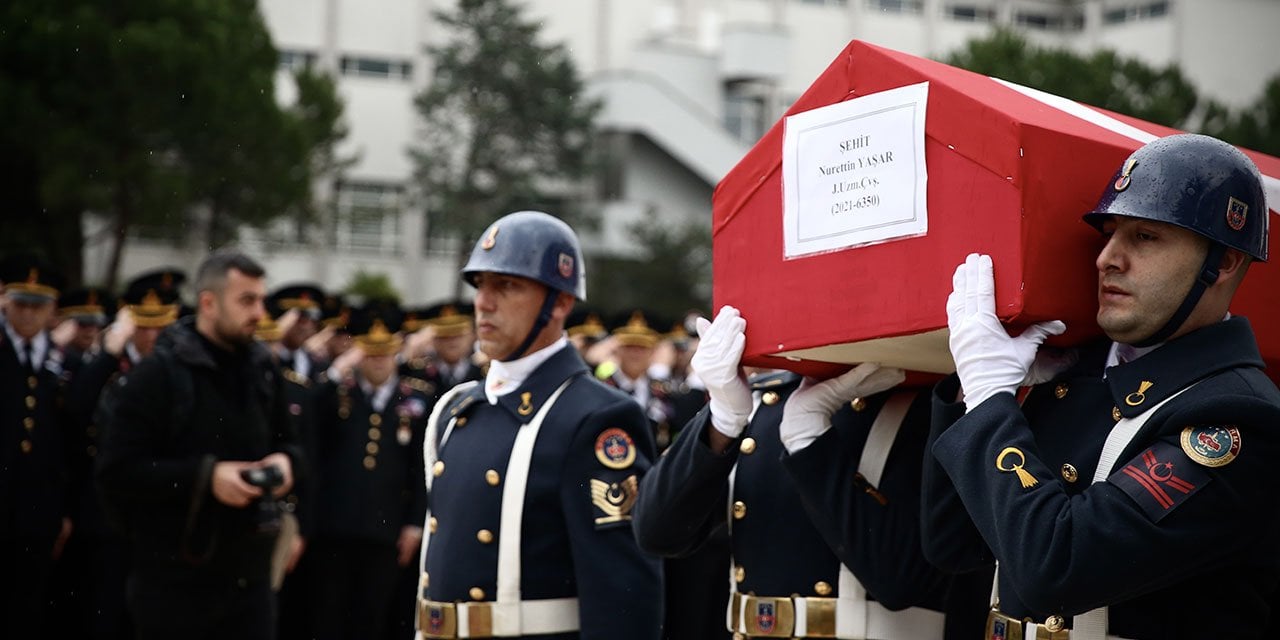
left=472, top=272, right=549, bottom=360
left=134, top=326, right=162, bottom=357
left=204, top=269, right=267, bottom=346
left=617, top=344, right=653, bottom=379
left=433, top=333, right=471, bottom=365
left=73, top=322, right=100, bottom=351
left=1095, top=216, right=1209, bottom=344
left=359, top=352, right=396, bottom=386
left=6, top=299, right=54, bottom=339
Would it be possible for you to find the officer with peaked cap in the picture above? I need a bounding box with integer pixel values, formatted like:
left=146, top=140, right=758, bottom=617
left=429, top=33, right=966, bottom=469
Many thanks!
left=0, top=253, right=71, bottom=638
left=57, top=286, right=116, bottom=368
left=416, top=211, right=661, bottom=639
left=308, top=303, right=433, bottom=639
left=925, top=134, right=1280, bottom=639
left=601, top=310, right=677, bottom=451
left=268, top=284, right=328, bottom=385
left=58, top=273, right=183, bottom=638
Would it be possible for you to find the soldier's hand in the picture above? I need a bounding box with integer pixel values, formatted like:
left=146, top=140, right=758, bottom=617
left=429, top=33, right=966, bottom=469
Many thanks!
left=258, top=452, right=295, bottom=497
left=328, top=344, right=365, bottom=380
left=780, top=363, right=905, bottom=454
left=211, top=461, right=264, bottom=508
left=50, top=318, right=77, bottom=349
left=304, top=325, right=334, bottom=360
left=286, top=535, right=306, bottom=574
left=947, top=254, right=1065, bottom=412
left=397, top=525, right=424, bottom=567
left=51, top=517, right=73, bottom=560
left=691, top=306, right=752, bottom=439
left=103, top=309, right=135, bottom=356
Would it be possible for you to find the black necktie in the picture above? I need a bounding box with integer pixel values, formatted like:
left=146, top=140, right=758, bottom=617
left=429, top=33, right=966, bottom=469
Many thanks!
left=23, top=340, right=36, bottom=376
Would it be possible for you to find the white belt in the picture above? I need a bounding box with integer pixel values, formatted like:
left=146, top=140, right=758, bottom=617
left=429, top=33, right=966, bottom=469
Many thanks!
left=417, top=597, right=579, bottom=638
left=731, top=590, right=944, bottom=639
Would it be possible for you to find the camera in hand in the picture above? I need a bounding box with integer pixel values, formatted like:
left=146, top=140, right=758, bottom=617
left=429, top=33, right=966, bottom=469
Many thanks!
left=240, top=464, right=285, bottom=535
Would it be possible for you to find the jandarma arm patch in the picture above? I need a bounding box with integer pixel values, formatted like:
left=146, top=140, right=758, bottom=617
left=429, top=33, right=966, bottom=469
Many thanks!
left=595, top=427, right=636, bottom=469
left=1180, top=424, right=1241, bottom=467
left=1108, top=441, right=1211, bottom=522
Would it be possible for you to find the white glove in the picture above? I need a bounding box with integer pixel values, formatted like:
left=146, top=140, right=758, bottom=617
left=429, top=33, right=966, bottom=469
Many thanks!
left=690, top=306, right=752, bottom=439
left=947, top=253, right=1065, bottom=412
left=779, top=363, right=906, bottom=454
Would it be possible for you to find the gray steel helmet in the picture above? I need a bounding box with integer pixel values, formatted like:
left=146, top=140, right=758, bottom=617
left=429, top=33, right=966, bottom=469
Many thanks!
left=1083, top=133, right=1268, bottom=262
left=462, top=211, right=587, bottom=300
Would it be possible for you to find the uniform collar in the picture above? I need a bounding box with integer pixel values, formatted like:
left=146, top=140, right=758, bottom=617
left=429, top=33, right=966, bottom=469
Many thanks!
left=490, top=341, right=587, bottom=421
left=486, top=336, right=568, bottom=402
left=1105, top=316, right=1264, bottom=418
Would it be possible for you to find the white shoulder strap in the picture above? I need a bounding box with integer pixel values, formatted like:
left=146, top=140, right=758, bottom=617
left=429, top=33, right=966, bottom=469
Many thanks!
left=418, top=381, right=479, bottom=582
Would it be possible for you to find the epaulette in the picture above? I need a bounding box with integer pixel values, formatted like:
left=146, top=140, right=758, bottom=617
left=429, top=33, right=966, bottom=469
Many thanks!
left=283, top=368, right=311, bottom=388
left=401, top=376, right=435, bottom=396
left=445, top=383, right=484, bottom=418
left=749, top=370, right=801, bottom=391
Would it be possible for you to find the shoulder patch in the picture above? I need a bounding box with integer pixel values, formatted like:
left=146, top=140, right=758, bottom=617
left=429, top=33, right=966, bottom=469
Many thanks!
left=1180, top=425, right=1241, bottom=468
left=590, top=475, right=638, bottom=527
left=1109, top=441, right=1211, bottom=522
left=594, top=428, right=636, bottom=469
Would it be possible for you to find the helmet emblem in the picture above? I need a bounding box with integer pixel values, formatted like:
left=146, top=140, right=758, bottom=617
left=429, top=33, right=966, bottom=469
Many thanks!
left=558, top=253, right=574, bottom=278
left=1114, top=157, right=1138, bottom=192
left=481, top=224, right=500, bottom=250
left=1226, top=197, right=1248, bottom=231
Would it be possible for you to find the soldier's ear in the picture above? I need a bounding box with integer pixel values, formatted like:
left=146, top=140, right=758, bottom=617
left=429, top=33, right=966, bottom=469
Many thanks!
left=550, top=293, right=576, bottom=322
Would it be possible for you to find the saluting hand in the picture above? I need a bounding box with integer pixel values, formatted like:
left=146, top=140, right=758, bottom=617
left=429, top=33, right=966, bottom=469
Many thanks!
left=103, top=308, right=135, bottom=356
left=947, top=253, right=1065, bottom=412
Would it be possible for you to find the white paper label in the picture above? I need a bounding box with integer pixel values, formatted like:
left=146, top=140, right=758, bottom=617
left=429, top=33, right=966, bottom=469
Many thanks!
left=781, top=82, right=929, bottom=259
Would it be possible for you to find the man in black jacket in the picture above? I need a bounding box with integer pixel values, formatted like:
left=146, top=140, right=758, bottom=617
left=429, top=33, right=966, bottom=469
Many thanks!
left=97, top=249, right=304, bottom=640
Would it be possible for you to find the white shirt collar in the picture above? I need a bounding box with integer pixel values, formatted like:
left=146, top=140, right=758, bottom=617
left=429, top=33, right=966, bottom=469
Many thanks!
left=4, top=323, right=49, bottom=370
left=485, top=336, right=569, bottom=404
left=1104, top=312, right=1232, bottom=370
left=360, top=373, right=399, bottom=413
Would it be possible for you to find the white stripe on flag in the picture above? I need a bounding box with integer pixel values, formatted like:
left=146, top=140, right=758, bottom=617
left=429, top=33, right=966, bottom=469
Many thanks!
left=992, top=77, right=1280, bottom=216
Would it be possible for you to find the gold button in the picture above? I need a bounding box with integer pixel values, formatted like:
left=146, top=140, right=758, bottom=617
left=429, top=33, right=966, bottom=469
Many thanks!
left=734, top=565, right=745, bottom=583
left=455, top=417, right=468, bottom=427
left=428, top=516, right=438, bottom=533
left=1112, top=406, right=1122, bottom=421
left=814, top=581, right=832, bottom=596
left=1044, top=615, right=1065, bottom=632
left=433, top=461, right=445, bottom=477
left=23, top=417, right=35, bottom=431
left=1054, top=383, right=1068, bottom=399
left=477, top=529, right=494, bottom=544
left=366, top=442, right=380, bottom=455
left=369, top=414, right=382, bottom=427
left=86, top=425, right=97, bottom=437
left=363, top=456, right=377, bottom=470
left=732, top=501, right=747, bottom=520
left=368, top=427, right=382, bottom=440
left=87, top=445, right=97, bottom=457
left=25, top=396, right=36, bottom=410
left=27, top=376, right=37, bottom=389
left=762, top=391, right=779, bottom=406
left=739, top=438, right=757, bottom=455
left=20, top=440, right=33, bottom=454
left=1061, top=464, right=1079, bottom=483
left=850, top=398, right=867, bottom=412
left=485, top=470, right=500, bottom=486
left=469, top=587, right=485, bottom=601
left=338, top=408, right=350, bottom=419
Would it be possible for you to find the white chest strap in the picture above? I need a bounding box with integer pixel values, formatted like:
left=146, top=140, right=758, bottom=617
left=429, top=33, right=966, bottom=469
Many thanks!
left=838, top=390, right=915, bottom=639
left=991, top=383, right=1196, bottom=640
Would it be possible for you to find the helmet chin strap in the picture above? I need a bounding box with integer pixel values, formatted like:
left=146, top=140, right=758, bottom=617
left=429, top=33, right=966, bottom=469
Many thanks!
left=503, top=290, right=561, bottom=362
left=1132, top=243, right=1226, bottom=348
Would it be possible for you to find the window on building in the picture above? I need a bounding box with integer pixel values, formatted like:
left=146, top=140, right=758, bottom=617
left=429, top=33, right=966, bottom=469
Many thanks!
left=1015, top=9, right=1084, bottom=31
left=1103, top=1, right=1171, bottom=25
left=798, top=0, right=849, bottom=6
left=944, top=4, right=997, bottom=22
left=867, top=0, right=923, bottom=14
left=335, top=181, right=404, bottom=253
left=724, top=81, right=770, bottom=145
left=279, top=50, right=317, bottom=73
left=339, top=56, right=413, bottom=80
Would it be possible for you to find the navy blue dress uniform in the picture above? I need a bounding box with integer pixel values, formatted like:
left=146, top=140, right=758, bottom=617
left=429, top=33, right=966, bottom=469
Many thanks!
left=0, top=255, right=70, bottom=638
left=923, top=135, right=1280, bottom=639
left=420, top=345, right=662, bottom=639
left=55, top=277, right=181, bottom=640
left=308, top=305, right=433, bottom=640
left=633, top=371, right=990, bottom=640
left=417, top=210, right=662, bottom=640
left=268, top=284, right=329, bottom=385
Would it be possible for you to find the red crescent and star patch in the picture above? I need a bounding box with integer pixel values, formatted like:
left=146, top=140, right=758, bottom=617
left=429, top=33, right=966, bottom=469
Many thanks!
left=1109, top=440, right=1211, bottom=522
left=594, top=428, right=635, bottom=469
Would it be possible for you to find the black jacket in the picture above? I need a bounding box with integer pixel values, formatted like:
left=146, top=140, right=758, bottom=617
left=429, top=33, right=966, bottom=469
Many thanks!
left=96, top=317, right=304, bottom=581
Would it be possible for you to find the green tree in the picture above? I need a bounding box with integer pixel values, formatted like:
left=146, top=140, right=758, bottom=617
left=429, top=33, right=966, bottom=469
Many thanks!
left=410, top=0, right=602, bottom=295
left=1202, top=75, right=1280, bottom=156
left=946, top=28, right=1199, bottom=129
left=0, top=0, right=346, bottom=287
left=588, top=211, right=712, bottom=320
left=343, top=270, right=401, bottom=304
